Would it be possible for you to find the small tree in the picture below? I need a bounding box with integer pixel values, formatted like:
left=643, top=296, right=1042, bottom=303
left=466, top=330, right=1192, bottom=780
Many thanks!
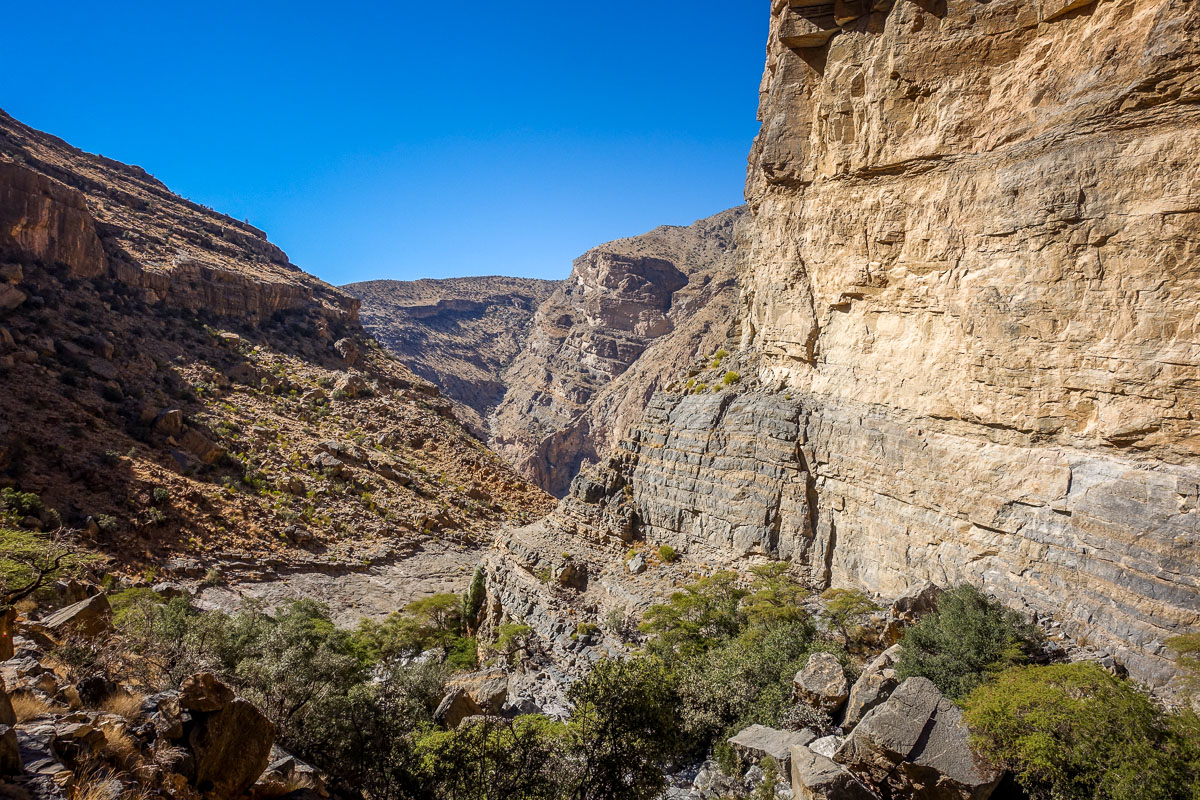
left=461, top=567, right=486, bottom=634
left=564, top=657, right=682, bottom=800
left=964, top=662, right=1200, bottom=800
left=896, top=583, right=1041, bottom=699
left=742, top=563, right=809, bottom=627
left=640, top=571, right=747, bottom=659
left=820, top=588, right=878, bottom=648
left=1167, top=631, right=1200, bottom=696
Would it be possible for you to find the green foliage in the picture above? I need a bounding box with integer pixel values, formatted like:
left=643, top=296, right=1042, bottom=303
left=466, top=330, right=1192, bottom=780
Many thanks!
left=721, top=371, right=740, bottom=386
left=657, top=544, right=679, bottom=563
left=676, top=621, right=817, bottom=762
left=710, top=349, right=729, bottom=369
left=1168, top=632, right=1200, bottom=695
left=0, top=488, right=45, bottom=523
left=461, top=566, right=486, bottom=632
left=108, top=587, right=164, bottom=625
left=491, top=623, right=533, bottom=665
left=416, top=715, right=564, bottom=800
left=0, top=527, right=93, bottom=605
left=820, top=587, right=879, bottom=647
left=742, top=563, right=808, bottom=627
left=353, top=593, right=465, bottom=663
left=896, top=584, right=1042, bottom=699
left=565, top=656, right=682, bottom=800
left=640, top=571, right=747, bottom=660
left=963, top=662, right=1200, bottom=800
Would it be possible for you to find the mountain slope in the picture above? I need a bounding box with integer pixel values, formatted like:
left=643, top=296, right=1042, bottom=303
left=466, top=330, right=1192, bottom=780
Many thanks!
left=344, top=276, right=559, bottom=435
left=490, top=207, right=746, bottom=495
left=0, top=109, right=553, bottom=589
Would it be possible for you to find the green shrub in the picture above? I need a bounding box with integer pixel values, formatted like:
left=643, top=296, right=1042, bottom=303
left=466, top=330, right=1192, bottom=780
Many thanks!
left=641, top=571, right=747, bottom=660
left=0, top=527, right=93, bottom=605
left=896, top=584, right=1041, bottom=698
left=108, top=587, right=164, bottom=624
left=461, top=567, right=486, bottom=632
left=820, top=588, right=879, bottom=647
left=964, top=662, right=1200, bottom=800
left=721, top=371, right=740, bottom=386
left=657, top=544, right=678, bottom=563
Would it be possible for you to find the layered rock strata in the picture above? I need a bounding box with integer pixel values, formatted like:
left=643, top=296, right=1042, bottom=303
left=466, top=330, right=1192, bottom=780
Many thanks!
left=481, top=0, right=1200, bottom=690
left=490, top=208, right=745, bottom=495
left=344, top=276, right=559, bottom=435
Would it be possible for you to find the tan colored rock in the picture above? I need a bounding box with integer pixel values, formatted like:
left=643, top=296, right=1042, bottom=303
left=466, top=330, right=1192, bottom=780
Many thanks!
left=180, top=673, right=235, bottom=713
left=793, top=652, right=849, bottom=714
left=0, top=161, right=106, bottom=279
left=189, top=697, right=275, bottom=799
left=734, top=0, right=1200, bottom=685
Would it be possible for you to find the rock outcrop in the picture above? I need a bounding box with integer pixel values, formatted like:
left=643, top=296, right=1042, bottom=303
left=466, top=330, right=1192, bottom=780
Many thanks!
left=345, top=276, right=560, bottom=435
left=490, top=208, right=745, bottom=495
left=735, top=0, right=1200, bottom=686
left=0, top=108, right=553, bottom=593
left=481, top=0, right=1200, bottom=689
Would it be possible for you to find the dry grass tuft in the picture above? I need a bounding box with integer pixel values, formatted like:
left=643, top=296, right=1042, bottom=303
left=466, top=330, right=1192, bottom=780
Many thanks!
left=101, top=726, right=142, bottom=765
left=11, top=692, right=62, bottom=722
left=98, top=690, right=145, bottom=721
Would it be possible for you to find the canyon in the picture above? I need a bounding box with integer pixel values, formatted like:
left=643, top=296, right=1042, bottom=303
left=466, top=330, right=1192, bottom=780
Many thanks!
left=470, top=0, right=1200, bottom=693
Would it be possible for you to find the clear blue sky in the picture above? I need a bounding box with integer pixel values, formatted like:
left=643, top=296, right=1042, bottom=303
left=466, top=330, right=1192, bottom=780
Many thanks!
left=3, top=2, right=766, bottom=284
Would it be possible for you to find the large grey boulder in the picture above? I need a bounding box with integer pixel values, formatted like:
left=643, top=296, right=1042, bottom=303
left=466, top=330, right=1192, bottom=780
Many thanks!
left=40, top=593, right=112, bottom=639
left=727, top=723, right=816, bottom=773
left=794, top=652, right=850, bottom=714
left=834, top=677, right=1002, bottom=800
left=790, top=744, right=874, bottom=800
left=843, top=644, right=901, bottom=729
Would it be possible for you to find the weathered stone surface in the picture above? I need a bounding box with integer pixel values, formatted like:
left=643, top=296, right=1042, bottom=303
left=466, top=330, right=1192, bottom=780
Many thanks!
left=843, top=645, right=900, bottom=729
left=40, top=593, right=111, bottom=639
left=0, top=161, right=106, bottom=279
left=727, top=724, right=816, bottom=773
left=490, top=209, right=745, bottom=495
left=180, top=673, right=235, bottom=713
left=435, top=669, right=509, bottom=727
left=835, top=678, right=1002, bottom=800
left=189, top=697, right=275, bottom=799
left=793, top=653, right=849, bottom=714
left=738, top=0, right=1200, bottom=685
left=790, top=744, right=874, bottom=800
left=0, top=606, right=16, bottom=660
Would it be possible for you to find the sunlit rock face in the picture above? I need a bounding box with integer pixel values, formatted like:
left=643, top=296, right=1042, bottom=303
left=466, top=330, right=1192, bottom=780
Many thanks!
left=738, top=0, right=1200, bottom=684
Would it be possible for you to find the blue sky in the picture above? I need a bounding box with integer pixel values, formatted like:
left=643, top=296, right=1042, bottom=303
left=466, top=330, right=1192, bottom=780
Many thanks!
left=3, top=2, right=766, bottom=284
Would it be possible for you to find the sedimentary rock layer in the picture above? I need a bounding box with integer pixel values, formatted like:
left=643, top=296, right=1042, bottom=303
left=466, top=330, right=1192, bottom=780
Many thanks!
left=738, top=0, right=1200, bottom=683
left=490, top=208, right=745, bottom=495
left=345, top=276, right=559, bottom=435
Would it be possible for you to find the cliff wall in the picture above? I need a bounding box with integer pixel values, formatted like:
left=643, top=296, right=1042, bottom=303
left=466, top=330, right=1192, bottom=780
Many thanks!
left=481, top=0, right=1200, bottom=689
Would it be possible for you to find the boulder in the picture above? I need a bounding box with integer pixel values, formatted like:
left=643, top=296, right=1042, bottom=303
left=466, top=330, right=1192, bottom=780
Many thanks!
left=0, top=605, right=16, bottom=660
left=189, top=697, right=276, bottom=799
left=257, top=745, right=329, bottom=798
left=333, top=373, right=370, bottom=400
left=626, top=552, right=647, bottom=575
left=180, top=673, right=235, bottom=713
left=179, top=429, right=226, bottom=465
left=843, top=644, right=901, bottom=729
left=834, top=677, right=1002, bottom=800
left=727, top=724, right=816, bottom=773
left=40, top=593, right=112, bottom=639
left=790, top=744, right=874, bottom=800
left=794, top=652, right=850, bottom=714
left=333, top=338, right=360, bottom=367
left=809, top=735, right=843, bottom=759
left=435, top=669, right=509, bottom=727
left=0, top=678, right=19, bottom=774
left=885, top=582, right=942, bottom=644
left=154, top=409, right=184, bottom=437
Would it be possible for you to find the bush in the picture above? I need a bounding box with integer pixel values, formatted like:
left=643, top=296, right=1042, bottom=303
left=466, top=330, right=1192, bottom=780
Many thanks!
left=0, top=527, right=93, bottom=606
left=721, top=371, right=740, bottom=386
left=896, top=584, right=1041, bottom=698
left=657, top=544, right=678, bottom=563
left=820, top=588, right=878, bottom=647
left=641, top=571, right=746, bottom=660
left=964, top=662, right=1200, bottom=800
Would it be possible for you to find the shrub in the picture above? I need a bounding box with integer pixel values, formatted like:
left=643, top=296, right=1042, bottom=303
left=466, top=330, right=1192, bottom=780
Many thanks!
left=1167, top=631, right=1200, bottom=695
left=963, top=662, right=1200, bottom=800
left=742, top=563, right=809, bottom=627
left=721, top=371, right=740, bottom=386
left=151, top=487, right=171, bottom=505
left=0, top=527, right=92, bottom=606
left=461, top=567, right=486, bottom=632
left=657, top=544, right=678, bottom=563
left=896, top=584, right=1041, bottom=698
left=641, top=571, right=747, bottom=660
left=820, top=588, right=879, bottom=647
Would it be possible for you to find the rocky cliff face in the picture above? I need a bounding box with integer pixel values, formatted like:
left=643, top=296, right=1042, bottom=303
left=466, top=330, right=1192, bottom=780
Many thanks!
left=0, top=109, right=552, bottom=596
left=344, top=277, right=559, bottom=435
left=481, top=0, right=1200, bottom=689
left=490, top=208, right=745, bottom=495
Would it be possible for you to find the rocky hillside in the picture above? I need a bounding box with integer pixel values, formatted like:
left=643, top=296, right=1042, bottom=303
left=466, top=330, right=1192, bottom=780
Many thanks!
left=343, top=276, right=558, bottom=435
left=490, top=207, right=746, bottom=495
left=0, top=109, right=553, bottom=597
left=479, top=0, right=1200, bottom=691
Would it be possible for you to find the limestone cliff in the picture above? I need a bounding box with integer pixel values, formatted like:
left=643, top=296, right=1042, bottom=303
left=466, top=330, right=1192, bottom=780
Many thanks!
left=490, top=208, right=745, bottom=495
left=344, top=277, right=559, bottom=435
left=482, top=0, right=1200, bottom=689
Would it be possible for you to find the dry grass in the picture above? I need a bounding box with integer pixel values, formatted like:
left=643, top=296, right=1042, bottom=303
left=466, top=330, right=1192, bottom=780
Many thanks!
left=100, top=726, right=142, bottom=765
left=11, top=692, right=62, bottom=722
left=98, top=690, right=145, bottom=721
left=69, top=770, right=155, bottom=800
